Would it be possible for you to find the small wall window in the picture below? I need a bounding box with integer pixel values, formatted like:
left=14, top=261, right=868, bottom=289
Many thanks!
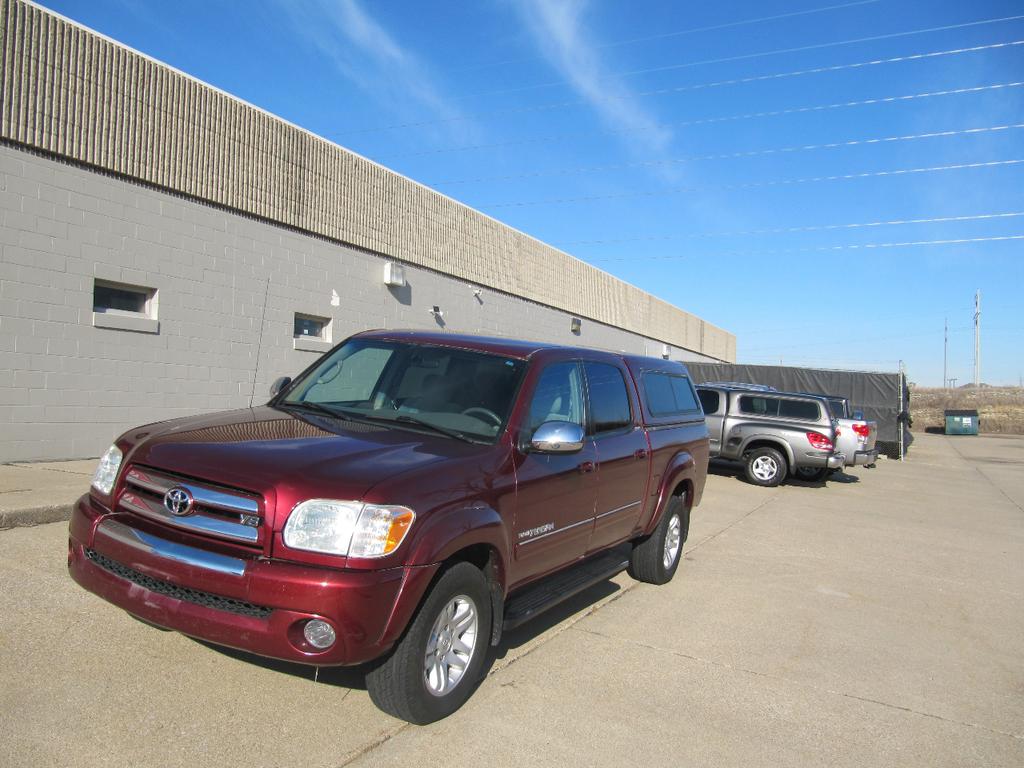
left=293, top=313, right=333, bottom=353
left=92, top=279, right=158, bottom=334
left=294, top=313, right=329, bottom=340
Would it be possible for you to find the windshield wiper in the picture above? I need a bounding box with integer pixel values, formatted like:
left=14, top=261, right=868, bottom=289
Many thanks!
left=388, top=414, right=480, bottom=444
left=277, top=401, right=354, bottom=421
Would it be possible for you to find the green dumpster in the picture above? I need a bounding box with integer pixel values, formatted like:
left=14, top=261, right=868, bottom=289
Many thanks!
left=944, top=409, right=979, bottom=436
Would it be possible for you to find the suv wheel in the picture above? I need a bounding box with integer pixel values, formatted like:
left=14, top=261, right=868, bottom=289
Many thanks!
left=745, top=447, right=787, bottom=487
left=794, top=466, right=829, bottom=483
left=366, top=562, right=492, bottom=724
left=628, top=494, right=688, bottom=585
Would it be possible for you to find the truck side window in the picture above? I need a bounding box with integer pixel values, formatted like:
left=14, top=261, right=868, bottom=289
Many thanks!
left=779, top=399, right=820, bottom=421
left=528, top=362, right=584, bottom=431
left=583, top=362, right=632, bottom=434
left=644, top=372, right=700, bottom=416
left=739, top=395, right=780, bottom=417
left=697, top=388, right=720, bottom=414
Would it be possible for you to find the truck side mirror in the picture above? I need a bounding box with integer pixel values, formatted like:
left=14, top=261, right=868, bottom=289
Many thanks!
left=529, top=421, right=585, bottom=454
left=269, top=376, right=292, bottom=398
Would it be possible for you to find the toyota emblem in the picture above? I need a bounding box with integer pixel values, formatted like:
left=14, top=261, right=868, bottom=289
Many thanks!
left=163, top=487, right=194, bottom=516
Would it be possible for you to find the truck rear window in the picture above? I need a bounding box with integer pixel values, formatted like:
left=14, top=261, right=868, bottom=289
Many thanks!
left=643, top=372, right=700, bottom=417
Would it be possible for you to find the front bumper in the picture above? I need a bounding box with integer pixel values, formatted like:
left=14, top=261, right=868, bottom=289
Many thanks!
left=67, top=495, right=437, bottom=666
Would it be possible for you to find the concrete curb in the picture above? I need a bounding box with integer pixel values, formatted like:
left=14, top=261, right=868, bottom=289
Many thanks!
left=0, top=504, right=74, bottom=530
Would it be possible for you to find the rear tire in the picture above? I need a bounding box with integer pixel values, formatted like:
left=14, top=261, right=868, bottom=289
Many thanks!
left=793, top=466, right=829, bottom=482
left=744, top=447, right=787, bottom=487
left=366, top=562, right=492, bottom=725
left=628, top=494, right=688, bottom=585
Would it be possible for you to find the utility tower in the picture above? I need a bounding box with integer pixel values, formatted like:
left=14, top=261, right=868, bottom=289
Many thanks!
left=974, top=290, right=981, bottom=388
left=943, top=318, right=948, bottom=389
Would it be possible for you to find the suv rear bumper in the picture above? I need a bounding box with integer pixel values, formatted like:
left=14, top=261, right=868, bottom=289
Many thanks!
left=851, top=448, right=879, bottom=466
left=800, top=452, right=846, bottom=470
left=67, top=494, right=437, bottom=666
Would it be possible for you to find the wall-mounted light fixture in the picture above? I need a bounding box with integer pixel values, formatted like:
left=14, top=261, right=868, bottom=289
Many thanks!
left=429, top=305, right=444, bottom=318
left=662, top=344, right=671, bottom=360
left=570, top=317, right=582, bottom=335
left=383, top=262, right=406, bottom=287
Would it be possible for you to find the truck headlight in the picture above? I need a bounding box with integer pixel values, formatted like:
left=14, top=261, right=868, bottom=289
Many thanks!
left=283, top=500, right=415, bottom=558
left=91, top=445, right=123, bottom=496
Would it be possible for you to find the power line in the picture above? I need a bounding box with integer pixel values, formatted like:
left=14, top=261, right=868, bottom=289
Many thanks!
left=445, top=0, right=884, bottom=75
left=464, top=14, right=1024, bottom=99
left=558, top=211, right=1024, bottom=247
left=344, top=21, right=1024, bottom=134
left=432, top=123, right=1024, bottom=186
left=482, top=159, right=1024, bottom=209
left=590, top=234, right=1024, bottom=263
left=380, top=81, right=1024, bottom=160
left=743, top=327, right=975, bottom=354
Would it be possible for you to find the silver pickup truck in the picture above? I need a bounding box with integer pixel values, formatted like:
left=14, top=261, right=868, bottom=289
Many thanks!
left=696, top=384, right=845, bottom=486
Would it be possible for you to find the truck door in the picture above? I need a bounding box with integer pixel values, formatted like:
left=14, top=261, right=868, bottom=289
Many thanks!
left=583, top=360, right=649, bottom=553
left=698, top=388, right=725, bottom=455
left=512, top=360, right=598, bottom=583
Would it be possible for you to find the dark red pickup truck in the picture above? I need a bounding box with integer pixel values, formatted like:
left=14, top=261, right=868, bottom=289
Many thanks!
left=69, top=330, right=709, bottom=722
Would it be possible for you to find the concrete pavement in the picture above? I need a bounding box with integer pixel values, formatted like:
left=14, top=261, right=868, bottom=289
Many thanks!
left=0, top=433, right=1021, bottom=767
left=0, top=459, right=95, bottom=528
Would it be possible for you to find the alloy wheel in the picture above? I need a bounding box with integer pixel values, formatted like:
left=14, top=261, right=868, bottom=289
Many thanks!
left=423, top=595, right=478, bottom=697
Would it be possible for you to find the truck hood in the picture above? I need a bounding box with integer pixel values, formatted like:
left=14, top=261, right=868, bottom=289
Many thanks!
left=122, top=406, right=481, bottom=525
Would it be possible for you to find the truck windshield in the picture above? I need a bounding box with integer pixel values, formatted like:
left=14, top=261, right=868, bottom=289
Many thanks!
left=279, top=340, right=526, bottom=442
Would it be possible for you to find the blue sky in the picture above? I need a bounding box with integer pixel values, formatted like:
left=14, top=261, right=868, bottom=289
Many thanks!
left=38, top=0, right=1024, bottom=385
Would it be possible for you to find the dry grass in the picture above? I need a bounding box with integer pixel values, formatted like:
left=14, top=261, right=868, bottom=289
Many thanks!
left=911, top=387, right=1024, bottom=435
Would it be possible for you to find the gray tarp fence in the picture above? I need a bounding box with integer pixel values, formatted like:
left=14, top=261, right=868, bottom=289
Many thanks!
left=684, top=363, right=908, bottom=459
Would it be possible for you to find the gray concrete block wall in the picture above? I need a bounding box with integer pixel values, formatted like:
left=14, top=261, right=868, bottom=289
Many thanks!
left=0, top=145, right=717, bottom=462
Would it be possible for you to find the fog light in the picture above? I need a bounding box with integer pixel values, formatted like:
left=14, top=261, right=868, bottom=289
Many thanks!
left=303, top=619, right=336, bottom=649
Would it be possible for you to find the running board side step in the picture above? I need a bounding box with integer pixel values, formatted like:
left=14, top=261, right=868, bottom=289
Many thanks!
left=502, top=549, right=630, bottom=632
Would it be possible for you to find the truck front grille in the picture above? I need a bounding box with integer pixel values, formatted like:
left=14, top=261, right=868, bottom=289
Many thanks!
left=85, top=548, right=273, bottom=619
left=118, top=465, right=264, bottom=548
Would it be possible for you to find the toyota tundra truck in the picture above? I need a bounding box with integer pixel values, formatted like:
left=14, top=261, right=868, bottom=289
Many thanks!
left=696, top=383, right=844, bottom=486
left=68, top=330, right=709, bottom=723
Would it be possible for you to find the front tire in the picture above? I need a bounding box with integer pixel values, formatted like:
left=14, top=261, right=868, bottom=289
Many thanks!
left=744, top=446, right=787, bottom=487
left=628, top=494, right=688, bottom=585
left=366, top=562, right=492, bottom=724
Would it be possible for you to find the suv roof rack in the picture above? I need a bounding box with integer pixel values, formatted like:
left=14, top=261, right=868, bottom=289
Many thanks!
left=699, top=381, right=778, bottom=392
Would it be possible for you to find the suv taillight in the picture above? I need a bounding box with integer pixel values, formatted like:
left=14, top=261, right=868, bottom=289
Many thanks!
left=852, top=423, right=871, bottom=438
left=806, top=432, right=834, bottom=451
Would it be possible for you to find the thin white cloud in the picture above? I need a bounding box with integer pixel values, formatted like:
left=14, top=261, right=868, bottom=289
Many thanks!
left=276, top=0, right=471, bottom=137
left=514, top=0, right=673, bottom=153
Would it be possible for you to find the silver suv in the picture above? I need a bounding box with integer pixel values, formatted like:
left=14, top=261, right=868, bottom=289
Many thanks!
left=696, top=384, right=845, bottom=486
left=820, top=395, right=879, bottom=468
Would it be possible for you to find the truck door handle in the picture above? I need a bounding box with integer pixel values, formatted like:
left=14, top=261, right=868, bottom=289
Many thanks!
left=634, top=449, right=648, bottom=460
left=578, top=461, right=595, bottom=474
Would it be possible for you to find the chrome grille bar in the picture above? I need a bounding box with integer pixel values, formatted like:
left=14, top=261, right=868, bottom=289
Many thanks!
left=120, top=466, right=262, bottom=545
left=125, top=467, right=259, bottom=514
